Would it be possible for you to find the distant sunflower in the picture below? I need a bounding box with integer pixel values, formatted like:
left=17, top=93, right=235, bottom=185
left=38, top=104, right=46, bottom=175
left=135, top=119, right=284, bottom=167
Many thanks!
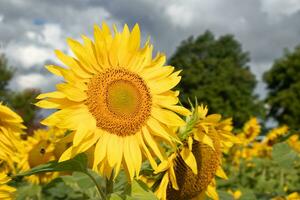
left=0, top=103, right=25, bottom=173
left=263, top=125, right=289, bottom=146
left=36, top=23, right=190, bottom=179
left=0, top=173, right=15, bottom=200
left=238, top=117, right=261, bottom=145
left=154, top=105, right=238, bottom=200
left=18, top=129, right=61, bottom=184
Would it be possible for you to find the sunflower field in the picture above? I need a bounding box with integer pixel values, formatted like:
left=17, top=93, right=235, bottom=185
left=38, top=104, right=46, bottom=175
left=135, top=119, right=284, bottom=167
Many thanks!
left=0, top=23, right=300, bottom=200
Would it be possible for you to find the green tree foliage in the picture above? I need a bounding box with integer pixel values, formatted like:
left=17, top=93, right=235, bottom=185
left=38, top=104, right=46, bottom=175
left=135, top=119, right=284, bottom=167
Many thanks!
left=0, top=54, right=14, bottom=100
left=264, top=46, right=300, bottom=129
left=0, top=54, right=40, bottom=130
left=169, top=31, right=264, bottom=127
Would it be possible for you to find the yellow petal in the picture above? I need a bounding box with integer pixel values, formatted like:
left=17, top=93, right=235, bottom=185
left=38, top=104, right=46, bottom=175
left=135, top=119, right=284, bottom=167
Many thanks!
left=56, top=83, right=87, bottom=102
left=148, top=71, right=181, bottom=94
left=152, top=107, right=185, bottom=126
left=180, top=147, right=198, bottom=174
left=124, top=137, right=135, bottom=180
left=36, top=91, right=65, bottom=99
left=216, top=166, right=228, bottom=180
left=93, top=132, right=108, bottom=169
left=142, top=127, right=164, bottom=161
left=169, top=165, right=179, bottom=190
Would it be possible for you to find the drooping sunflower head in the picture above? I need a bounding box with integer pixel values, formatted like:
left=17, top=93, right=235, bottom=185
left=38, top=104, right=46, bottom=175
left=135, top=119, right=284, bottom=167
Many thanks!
left=0, top=103, right=25, bottom=174
left=36, top=22, right=190, bottom=179
left=0, top=173, right=16, bottom=200
left=154, top=105, right=236, bottom=200
left=18, top=129, right=61, bottom=184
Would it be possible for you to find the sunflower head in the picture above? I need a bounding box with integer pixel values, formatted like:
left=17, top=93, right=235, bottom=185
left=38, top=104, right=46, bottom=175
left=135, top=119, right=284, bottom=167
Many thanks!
left=18, top=129, right=62, bottom=184
left=238, top=117, right=261, bottom=145
left=36, top=22, right=190, bottom=180
left=166, top=131, right=221, bottom=200
left=264, top=125, right=289, bottom=146
left=154, top=105, right=236, bottom=200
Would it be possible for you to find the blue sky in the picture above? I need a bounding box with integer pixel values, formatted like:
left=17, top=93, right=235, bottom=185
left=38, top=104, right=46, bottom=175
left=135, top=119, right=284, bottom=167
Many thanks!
left=1, top=0, right=300, bottom=98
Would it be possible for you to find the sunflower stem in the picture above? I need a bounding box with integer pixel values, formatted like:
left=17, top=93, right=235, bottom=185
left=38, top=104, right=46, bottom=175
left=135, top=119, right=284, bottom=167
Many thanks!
left=86, top=171, right=106, bottom=200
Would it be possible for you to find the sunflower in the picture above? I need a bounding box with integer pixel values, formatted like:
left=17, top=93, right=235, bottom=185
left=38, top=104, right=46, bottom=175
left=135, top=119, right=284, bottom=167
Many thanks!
left=237, top=117, right=261, bottom=146
left=0, top=103, right=25, bottom=173
left=154, top=105, right=238, bottom=200
left=36, top=23, right=190, bottom=179
left=263, top=125, right=289, bottom=146
left=0, top=173, right=15, bottom=200
left=18, top=129, right=62, bottom=184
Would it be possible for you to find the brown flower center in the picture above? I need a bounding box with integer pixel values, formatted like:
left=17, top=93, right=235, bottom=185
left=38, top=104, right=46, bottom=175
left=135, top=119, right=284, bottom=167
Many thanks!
left=85, top=69, right=152, bottom=136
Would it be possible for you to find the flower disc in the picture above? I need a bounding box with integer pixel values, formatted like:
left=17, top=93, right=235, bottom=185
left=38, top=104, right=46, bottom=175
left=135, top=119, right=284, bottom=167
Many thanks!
left=86, top=69, right=151, bottom=136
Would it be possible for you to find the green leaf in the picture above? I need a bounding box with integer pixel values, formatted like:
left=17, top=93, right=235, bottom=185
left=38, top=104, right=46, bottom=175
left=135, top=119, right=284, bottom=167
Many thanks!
left=240, top=188, right=256, bottom=200
left=129, top=180, right=158, bottom=200
left=109, top=193, right=123, bottom=200
left=218, top=190, right=234, bottom=200
left=16, top=184, right=42, bottom=200
left=272, top=143, right=298, bottom=169
left=15, top=153, right=88, bottom=177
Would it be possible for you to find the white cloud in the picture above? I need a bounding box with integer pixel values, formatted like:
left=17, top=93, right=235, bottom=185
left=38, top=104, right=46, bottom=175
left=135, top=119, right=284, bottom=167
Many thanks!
left=261, top=0, right=300, bottom=17
left=164, top=0, right=225, bottom=28
left=0, top=15, right=3, bottom=22
left=5, top=43, right=55, bottom=68
left=165, top=4, right=194, bottom=28
left=10, top=73, right=60, bottom=91
left=15, top=73, right=45, bottom=89
left=41, top=23, right=65, bottom=49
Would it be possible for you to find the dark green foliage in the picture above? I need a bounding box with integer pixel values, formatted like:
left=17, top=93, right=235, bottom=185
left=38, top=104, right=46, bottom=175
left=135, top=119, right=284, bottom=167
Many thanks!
left=0, top=54, right=14, bottom=100
left=264, top=46, right=300, bottom=129
left=218, top=142, right=300, bottom=200
left=8, top=89, right=41, bottom=131
left=169, top=31, right=264, bottom=127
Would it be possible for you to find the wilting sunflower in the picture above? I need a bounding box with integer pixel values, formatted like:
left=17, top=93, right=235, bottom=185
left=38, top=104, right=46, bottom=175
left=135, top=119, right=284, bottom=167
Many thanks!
left=36, top=23, right=190, bottom=179
left=0, top=103, right=25, bottom=173
left=154, top=105, right=238, bottom=200
left=18, top=129, right=62, bottom=184
left=0, top=173, right=15, bottom=200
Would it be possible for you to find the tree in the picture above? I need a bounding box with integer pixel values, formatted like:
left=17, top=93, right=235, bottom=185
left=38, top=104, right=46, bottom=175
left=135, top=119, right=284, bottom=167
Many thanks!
left=0, top=54, right=41, bottom=130
left=169, top=31, right=264, bottom=127
left=264, top=46, right=300, bottom=129
left=0, top=54, right=14, bottom=101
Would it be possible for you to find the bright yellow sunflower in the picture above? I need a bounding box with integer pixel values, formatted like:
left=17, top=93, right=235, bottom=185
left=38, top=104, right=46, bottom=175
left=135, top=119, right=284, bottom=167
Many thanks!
left=18, top=129, right=63, bottom=184
left=0, top=103, right=25, bottom=173
left=153, top=105, right=238, bottom=200
left=36, top=23, right=190, bottom=179
left=0, top=173, right=15, bottom=200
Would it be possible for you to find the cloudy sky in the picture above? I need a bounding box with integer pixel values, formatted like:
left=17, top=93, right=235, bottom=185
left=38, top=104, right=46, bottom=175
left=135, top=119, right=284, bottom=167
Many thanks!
left=1, top=0, right=300, bottom=97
